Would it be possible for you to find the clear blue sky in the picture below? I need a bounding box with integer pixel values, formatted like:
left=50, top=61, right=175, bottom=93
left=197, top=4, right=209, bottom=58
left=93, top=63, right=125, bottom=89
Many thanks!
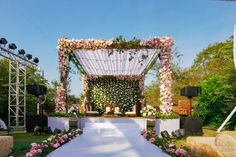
left=1, top=0, right=236, bottom=96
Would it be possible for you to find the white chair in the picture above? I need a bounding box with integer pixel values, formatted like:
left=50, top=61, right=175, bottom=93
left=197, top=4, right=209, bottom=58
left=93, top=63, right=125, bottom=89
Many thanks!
left=125, top=105, right=136, bottom=115
left=114, top=107, right=120, bottom=114
left=105, top=107, right=111, bottom=113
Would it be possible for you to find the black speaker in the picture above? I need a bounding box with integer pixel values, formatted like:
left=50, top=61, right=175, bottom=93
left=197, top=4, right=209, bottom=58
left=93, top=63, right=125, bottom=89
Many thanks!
left=180, top=116, right=203, bottom=136
left=26, top=115, right=48, bottom=132
left=181, top=86, right=201, bottom=98
left=27, top=84, right=47, bottom=97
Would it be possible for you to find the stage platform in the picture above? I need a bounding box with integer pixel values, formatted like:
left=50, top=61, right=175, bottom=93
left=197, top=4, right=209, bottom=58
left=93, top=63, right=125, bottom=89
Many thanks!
left=48, top=117, right=147, bottom=132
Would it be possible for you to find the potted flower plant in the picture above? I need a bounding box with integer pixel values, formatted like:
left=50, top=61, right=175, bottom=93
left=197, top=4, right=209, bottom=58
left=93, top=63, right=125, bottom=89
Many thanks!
left=140, top=105, right=157, bottom=127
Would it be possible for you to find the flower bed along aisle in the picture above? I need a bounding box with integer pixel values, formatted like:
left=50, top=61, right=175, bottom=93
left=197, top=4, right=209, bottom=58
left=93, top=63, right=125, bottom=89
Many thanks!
left=26, top=129, right=80, bottom=157
left=141, top=130, right=193, bottom=157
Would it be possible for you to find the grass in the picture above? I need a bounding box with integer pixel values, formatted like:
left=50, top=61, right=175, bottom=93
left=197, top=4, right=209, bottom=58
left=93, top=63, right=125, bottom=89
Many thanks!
left=10, top=132, right=50, bottom=157
left=173, top=127, right=217, bottom=147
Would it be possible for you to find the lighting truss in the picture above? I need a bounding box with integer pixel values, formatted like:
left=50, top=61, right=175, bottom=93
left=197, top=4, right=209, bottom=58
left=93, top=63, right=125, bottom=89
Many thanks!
left=0, top=45, right=37, bottom=129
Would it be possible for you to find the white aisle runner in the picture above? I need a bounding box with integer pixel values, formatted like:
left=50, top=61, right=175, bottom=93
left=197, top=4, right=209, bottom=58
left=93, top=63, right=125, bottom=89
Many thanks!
left=48, top=123, right=169, bottom=157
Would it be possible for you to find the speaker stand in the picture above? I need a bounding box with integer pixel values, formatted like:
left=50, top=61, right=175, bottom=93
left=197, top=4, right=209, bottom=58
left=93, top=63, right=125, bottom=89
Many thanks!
left=37, top=103, right=40, bottom=115
left=188, top=96, right=193, bottom=116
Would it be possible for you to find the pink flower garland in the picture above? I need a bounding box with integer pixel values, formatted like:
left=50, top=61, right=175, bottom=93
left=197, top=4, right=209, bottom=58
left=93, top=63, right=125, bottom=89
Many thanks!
left=159, top=48, right=173, bottom=114
left=26, top=130, right=80, bottom=157
left=145, top=37, right=174, bottom=114
left=55, top=84, right=66, bottom=112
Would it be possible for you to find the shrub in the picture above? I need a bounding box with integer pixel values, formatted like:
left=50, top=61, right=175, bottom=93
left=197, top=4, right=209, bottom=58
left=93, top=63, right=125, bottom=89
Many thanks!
left=156, top=112, right=180, bottom=119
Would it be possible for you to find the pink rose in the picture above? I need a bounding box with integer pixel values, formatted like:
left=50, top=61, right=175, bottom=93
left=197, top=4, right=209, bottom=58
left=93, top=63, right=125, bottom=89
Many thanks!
left=53, top=143, right=60, bottom=148
left=167, top=148, right=176, bottom=153
left=141, top=130, right=147, bottom=135
left=175, top=148, right=186, bottom=155
left=37, top=149, right=42, bottom=153
left=143, top=132, right=147, bottom=138
left=149, top=137, right=155, bottom=143
left=45, top=144, right=48, bottom=147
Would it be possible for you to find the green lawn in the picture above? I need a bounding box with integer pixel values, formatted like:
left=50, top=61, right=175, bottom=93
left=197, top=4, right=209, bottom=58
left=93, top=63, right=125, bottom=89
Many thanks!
left=11, top=132, right=50, bottom=157
left=173, top=127, right=217, bottom=147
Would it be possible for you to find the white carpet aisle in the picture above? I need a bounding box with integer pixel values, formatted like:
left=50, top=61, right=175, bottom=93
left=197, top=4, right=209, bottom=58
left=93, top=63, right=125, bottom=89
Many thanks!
left=47, top=123, right=169, bottom=157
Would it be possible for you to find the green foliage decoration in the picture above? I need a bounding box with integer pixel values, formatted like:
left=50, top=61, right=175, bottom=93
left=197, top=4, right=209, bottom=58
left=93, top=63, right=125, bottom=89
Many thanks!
left=156, top=112, right=180, bottom=119
left=87, top=76, right=141, bottom=114
left=110, top=36, right=143, bottom=50
left=48, top=112, right=83, bottom=117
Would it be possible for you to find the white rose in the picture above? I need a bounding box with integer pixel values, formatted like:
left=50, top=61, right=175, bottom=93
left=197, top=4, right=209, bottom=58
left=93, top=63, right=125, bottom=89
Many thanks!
left=31, top=143, right=36, bottom=146
left=47, top=138, right=52, bottom=142
left=143, top=113, right=147, bottom=117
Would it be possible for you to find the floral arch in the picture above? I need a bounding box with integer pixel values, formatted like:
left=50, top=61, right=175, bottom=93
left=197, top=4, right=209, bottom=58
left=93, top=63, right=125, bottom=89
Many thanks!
left=56, top=36, right=174, bottom=115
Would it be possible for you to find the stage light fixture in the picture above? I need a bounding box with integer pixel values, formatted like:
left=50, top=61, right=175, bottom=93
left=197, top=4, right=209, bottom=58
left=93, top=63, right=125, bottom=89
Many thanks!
left=8, top=43, right=17, bottom=50
left=33, top=57, right=39, bottom=64
left=25, top=54, right=32, bottom=60
left=0, top=38, right=8, bottom=45
left=18, top=49, right=26, bottom=55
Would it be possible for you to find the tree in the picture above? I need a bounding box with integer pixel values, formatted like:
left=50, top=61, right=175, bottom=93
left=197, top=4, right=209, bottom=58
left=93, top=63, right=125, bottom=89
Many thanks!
left=224, top=67, right=236, bottom=130
left=144, top=83, right=160, bottom=106
left=191, top=37, right=234, bottom=82
left=0, top=59, right=9, bottom=122
left=194, top=75, right=230, bottom=127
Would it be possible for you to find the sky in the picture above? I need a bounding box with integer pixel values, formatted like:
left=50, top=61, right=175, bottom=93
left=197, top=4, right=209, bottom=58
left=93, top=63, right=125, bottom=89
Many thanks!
left=0, top=0, right=236, bottom=96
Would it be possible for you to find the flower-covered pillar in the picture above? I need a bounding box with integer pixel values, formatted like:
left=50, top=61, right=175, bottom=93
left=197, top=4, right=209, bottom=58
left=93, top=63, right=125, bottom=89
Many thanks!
left=55, top=37, right=71, bottom=112
left=145, top=37, right=174, bottom=114
left=159, top=42, right=173, bottom=114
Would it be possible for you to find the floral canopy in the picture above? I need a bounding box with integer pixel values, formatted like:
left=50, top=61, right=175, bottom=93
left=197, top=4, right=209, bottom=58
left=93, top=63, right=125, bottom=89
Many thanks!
left=56, top=36, right=174, bottom=114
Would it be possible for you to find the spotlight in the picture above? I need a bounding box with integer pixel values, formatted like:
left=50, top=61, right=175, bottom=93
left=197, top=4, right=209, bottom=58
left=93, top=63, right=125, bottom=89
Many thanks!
left=33, top=57, right=39, bottom=64
left=0, top=38, right=7, bottom=45
left=25, top=54, right=32, bottom=60
left=8, top=43, right=17, bottom=50
left=18, top=49, right=26, bottom=55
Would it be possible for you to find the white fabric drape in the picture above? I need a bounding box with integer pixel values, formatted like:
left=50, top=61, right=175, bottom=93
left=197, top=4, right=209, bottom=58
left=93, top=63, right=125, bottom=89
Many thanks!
left=73, top=49, right=158, bottom=76
left=48, top=122, right=169, bottom=157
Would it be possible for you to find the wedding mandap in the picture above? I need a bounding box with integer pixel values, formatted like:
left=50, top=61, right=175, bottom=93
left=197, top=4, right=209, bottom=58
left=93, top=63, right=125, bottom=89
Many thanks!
left=55, top=36, right=174, bottom=117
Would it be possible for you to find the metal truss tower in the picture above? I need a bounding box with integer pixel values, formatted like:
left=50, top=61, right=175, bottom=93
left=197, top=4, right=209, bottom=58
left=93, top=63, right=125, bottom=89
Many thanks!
left=0, top=45, right=37, bottom=129
left=8, top=61, right=27, bottom=128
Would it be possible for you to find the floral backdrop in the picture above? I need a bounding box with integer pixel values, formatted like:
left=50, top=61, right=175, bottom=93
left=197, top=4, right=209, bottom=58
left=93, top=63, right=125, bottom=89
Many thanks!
left=86, top=76, right=141, bottom=114
left=56, top=36, right=174, bottom=114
